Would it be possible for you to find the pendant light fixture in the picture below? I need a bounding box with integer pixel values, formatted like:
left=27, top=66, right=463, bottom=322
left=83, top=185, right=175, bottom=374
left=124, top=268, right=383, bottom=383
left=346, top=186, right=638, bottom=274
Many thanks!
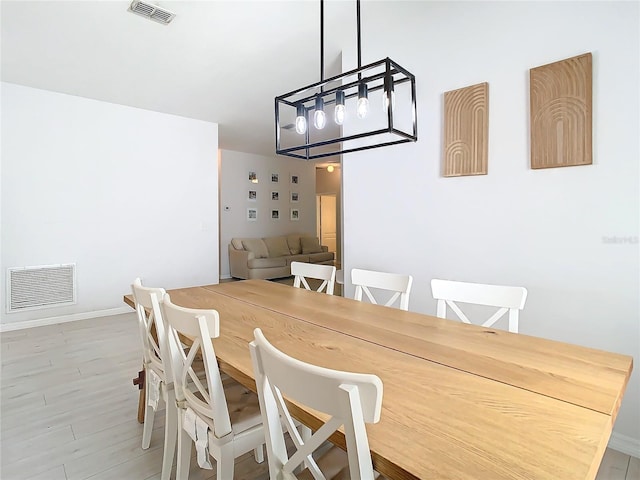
left=275, top=0, right=417, bottom=160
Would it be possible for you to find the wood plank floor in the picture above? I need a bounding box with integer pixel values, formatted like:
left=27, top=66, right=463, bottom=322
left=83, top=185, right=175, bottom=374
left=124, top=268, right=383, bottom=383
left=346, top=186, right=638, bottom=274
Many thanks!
left=1, top=313, right=638, bottom=479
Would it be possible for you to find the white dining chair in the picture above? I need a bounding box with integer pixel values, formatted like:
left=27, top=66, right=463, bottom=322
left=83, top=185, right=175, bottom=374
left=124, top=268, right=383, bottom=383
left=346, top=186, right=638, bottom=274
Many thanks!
left=430, top=279, right=528, bottom=333
left=291, top=261, right=336, bottom=295
left=249, top=327, right=384, bottom=480
left=351, top=268, right=413, bottom=311
left=154, top=292, right=266, bottom=480
left=131, top=278, right=176, bottom=480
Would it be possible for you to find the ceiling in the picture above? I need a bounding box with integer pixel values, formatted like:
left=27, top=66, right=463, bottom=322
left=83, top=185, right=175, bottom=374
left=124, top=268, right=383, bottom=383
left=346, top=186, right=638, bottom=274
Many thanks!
left=1, top=0, right=356, bottom=162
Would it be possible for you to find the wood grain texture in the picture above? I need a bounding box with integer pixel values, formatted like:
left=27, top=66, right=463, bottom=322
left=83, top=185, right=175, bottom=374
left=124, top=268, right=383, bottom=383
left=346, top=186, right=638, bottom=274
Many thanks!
left=530, top=52, right=593, bottom=169
left=204, top=280, right=633, bottom=418
left=124, top=282, right=633, bottom=480
left=443, top=82, right=488, bottom=176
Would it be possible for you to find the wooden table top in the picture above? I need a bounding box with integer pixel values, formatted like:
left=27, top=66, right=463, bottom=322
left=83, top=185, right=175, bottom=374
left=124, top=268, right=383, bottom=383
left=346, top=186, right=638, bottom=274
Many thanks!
left=123, top=280, right=633, bottom=480
left=204, top=280, right=632, bottom=418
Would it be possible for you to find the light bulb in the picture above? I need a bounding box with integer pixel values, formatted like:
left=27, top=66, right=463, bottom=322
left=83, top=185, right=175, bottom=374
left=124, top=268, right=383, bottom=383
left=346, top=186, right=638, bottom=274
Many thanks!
left=314, top=110, right=326, bottom=129
left=383, top=90, right=396, bottom=111
left=327, top=165, right=334, bottom=173
left=357, top=97, right=369, bottom=119
left=383, top=76, right=396, bottom=111
left=295, top=105, right=307, bottom=135
left=313, top=96, right=326, bottom=129
left=334, top=104, right=345, bottom=125
left=295, top=115, right=307, bottom=134
left=357, top=83, right=369, bottom=119
left=334, top=90, right=345, bottom=125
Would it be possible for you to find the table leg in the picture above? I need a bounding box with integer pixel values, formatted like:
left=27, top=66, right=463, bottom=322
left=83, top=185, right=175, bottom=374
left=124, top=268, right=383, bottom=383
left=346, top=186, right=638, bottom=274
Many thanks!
left=133, top=367, right=145, bottom=424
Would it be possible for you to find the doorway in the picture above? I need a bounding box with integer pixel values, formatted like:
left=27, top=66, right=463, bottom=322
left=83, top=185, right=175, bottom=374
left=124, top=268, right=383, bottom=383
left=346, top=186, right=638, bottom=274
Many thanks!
left=317, top=194, right=338, bottom=263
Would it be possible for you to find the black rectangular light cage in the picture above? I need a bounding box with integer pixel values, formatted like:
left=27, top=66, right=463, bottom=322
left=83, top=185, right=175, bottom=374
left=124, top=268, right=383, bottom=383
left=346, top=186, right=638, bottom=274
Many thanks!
left=275, top=57, right=417, bottom=160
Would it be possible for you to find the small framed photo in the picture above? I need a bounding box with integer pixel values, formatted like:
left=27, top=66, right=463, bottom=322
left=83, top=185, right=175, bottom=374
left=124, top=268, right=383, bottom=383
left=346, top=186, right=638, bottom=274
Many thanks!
left=271, top=191, right=279, bottom=201
left=249, top=171, right=258, bottom=183
left=247, top=208, right=258, bottom=221
left=271, top=209, right=280, bottom=220
left=290, top=192, right=299, bottom=203
left=290, top=208, right=299, bottom=221
left=248, top=190, right=257, bottom=202
left=291, top=174, right=299, bottom=185
left=271, top=173, right=279, bottom=183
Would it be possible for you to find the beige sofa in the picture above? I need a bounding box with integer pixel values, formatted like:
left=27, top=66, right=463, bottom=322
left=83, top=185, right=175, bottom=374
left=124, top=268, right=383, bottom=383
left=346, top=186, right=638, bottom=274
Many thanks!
left=229, top=234, right=335, bottom=280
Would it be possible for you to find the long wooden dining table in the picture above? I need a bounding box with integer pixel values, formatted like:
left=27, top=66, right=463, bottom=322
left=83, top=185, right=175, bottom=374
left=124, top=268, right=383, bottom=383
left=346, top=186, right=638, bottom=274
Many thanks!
left=124, top=279, right=633, bottom=480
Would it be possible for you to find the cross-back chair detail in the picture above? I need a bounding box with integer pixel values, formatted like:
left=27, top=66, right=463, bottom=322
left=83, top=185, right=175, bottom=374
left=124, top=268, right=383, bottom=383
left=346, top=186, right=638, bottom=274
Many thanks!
left=430, top=279, right=528, bottom=333
left=351, top=268, right=414, bottom=311
left=250, top=327, right=384, bottom=480
left=291, top=261, right=336, bottom=295
left=155, top=293, right=266, bottom=480
left=131, top=278, right=175, bottom=480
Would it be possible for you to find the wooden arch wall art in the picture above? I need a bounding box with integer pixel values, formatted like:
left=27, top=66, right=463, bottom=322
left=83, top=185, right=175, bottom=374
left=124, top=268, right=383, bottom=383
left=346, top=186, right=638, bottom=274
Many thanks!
left=530, top=52, right=592, bottom=169
left=443, top=82, right=489, bottom=177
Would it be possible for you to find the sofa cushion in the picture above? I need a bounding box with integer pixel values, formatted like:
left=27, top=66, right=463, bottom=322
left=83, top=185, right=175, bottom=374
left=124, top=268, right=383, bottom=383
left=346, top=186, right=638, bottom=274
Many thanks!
left=308, top=252, right=334, bottom=263
left=285, top=254, right=310, bottom=266
left=248, top=257, right=287, bottom=269
left=231, top=238, right=245, bottom=250
left=287, top=234, right=302, bottom=255
left=301, top=236, right=323, bottom=254
left=242, top=239, right=269, bottom=259
left=263, top=236, right=290, bottom=258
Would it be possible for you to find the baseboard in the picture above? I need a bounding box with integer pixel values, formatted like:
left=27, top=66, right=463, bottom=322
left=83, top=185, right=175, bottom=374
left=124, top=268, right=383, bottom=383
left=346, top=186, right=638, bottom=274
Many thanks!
left=0, top=307, right=133, bottom=332
left=609, top=431, right=640, bottom=458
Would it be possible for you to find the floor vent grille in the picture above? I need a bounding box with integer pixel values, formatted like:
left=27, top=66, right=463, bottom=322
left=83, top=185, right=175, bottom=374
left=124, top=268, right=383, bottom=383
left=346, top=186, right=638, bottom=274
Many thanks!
left=7, top=264, right=76, bottom=313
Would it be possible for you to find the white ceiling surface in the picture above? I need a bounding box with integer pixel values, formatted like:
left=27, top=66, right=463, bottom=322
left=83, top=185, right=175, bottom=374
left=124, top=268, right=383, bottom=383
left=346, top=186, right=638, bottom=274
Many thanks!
left=1, top=0, right=356, bottom=158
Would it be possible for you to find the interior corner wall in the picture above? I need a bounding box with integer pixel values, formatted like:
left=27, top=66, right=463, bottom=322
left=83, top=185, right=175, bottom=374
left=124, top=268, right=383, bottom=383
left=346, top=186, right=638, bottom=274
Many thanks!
left=219, top=150, right=317, bottom=278
left=341, top=2, right=639, bottom=446
left=0, top=82, right=219, bottom=325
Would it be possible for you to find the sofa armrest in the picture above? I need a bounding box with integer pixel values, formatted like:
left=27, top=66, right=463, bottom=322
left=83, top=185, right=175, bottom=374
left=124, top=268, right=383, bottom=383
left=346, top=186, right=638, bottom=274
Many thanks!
left=229, top=245, right=254, bottom=279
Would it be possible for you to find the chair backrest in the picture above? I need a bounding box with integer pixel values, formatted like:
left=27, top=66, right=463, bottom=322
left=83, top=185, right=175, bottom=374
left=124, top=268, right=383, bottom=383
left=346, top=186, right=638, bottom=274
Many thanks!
left=291, top=261, right=336, bottom=295
left=249, top=328, right=383, bottom=480
left=131, top=278, right=171, bottom=380
left=153, top=292, right=233, bottom=439
left=430, top=279, right=528, bottom=333
left=351, top=268, right=413, bottom=311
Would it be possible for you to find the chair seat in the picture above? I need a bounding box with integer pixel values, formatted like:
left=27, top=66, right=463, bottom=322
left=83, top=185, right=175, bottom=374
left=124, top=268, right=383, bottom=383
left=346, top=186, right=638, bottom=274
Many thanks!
left=297, top=445, right=384, bottom=480
left=297, top=445, right=348, bottom=480
left=193, top=375, right=263, bottom=436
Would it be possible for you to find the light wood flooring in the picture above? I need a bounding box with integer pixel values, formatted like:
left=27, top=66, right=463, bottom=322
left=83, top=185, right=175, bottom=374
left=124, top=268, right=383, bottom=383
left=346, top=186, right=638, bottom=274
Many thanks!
left=1, top=312, right=638, bottom=479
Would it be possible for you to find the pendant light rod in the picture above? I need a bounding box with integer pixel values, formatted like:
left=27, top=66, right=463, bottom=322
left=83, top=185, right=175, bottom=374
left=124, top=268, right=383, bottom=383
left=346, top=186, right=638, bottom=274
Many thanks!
left=357, top=0, right=362, bottom=69
left=320, top=0, right=324, bottom=83
left=320, top=0, right=363, bottom=85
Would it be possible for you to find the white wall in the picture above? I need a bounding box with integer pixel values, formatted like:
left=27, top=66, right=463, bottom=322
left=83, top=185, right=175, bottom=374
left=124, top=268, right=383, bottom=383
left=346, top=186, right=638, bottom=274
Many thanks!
left=1, top=83, right=219, bottom=325
left=219, top=150, right=317, bottom=278
left=342, top=2, right=639, bottom=449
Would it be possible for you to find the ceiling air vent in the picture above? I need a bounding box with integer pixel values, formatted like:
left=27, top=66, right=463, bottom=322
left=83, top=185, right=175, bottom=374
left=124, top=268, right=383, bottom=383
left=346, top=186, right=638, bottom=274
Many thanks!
left=128, top=1, right=175, bottom=25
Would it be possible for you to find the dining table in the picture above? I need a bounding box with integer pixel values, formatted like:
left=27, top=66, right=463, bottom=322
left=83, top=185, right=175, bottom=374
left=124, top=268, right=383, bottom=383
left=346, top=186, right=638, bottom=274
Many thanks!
left=123, top=279, right=633, bottom=480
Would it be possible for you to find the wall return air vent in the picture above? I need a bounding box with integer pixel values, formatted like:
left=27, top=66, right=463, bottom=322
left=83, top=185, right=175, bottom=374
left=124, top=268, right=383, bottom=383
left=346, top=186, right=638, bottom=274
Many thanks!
left=128, top=1, right=175, bottom=25
left=7, top=264, right=77, bottom=313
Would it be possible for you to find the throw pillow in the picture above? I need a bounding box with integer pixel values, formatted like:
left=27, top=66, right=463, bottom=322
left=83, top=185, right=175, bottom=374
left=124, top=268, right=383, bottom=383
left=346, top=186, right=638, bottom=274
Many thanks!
left=241, top=239, right=269, bottom=259
left=262, top=236, right=290, bottom=258
left=287, top=234, right=302, bottom=254
left=301, top=236, right=323, bottom=254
